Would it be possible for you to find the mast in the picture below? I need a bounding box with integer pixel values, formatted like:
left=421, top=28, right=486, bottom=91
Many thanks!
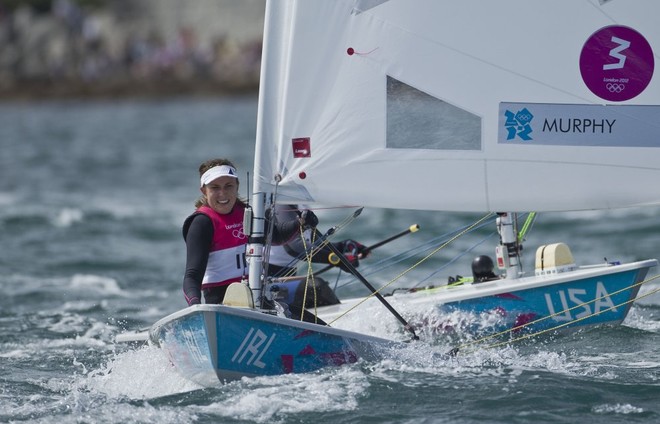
left=246, top=192, right=265, bottom=307
left=247, top=24, right=276, bottom=307
left=247, top=0, right=285, bottom=308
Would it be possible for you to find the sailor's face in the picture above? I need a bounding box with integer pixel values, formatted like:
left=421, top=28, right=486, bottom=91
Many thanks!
left=201, top=176, right=239, bottom=214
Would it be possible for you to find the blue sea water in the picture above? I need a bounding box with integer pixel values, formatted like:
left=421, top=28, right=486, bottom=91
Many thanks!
left=1, top=97, right=659, bottom=423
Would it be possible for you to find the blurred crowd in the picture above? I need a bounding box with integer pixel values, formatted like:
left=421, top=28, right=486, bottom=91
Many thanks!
left=0, top=0, right=262, bottom=98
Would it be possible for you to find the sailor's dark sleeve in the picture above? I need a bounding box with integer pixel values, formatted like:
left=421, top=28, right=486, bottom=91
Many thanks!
left=267, top=206, right=334, bottom=263
left=182, top=214, right=213, bottom=305
left=267, top=209, right=302, bottom=244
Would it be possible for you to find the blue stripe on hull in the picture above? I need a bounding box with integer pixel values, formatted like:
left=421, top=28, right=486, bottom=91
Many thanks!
left=152, top=306, right=392, bottom=384
left=215, top=312, right=359, bottom=377
left=442, top=268, right=646, bottom=332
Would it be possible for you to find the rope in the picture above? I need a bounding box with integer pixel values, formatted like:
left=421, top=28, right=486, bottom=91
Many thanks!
left=298, top=207, right=362, bottom=268
left=518, top=212, right=536, bottom=243
left=327, top=215, right=496, bottom=292
left=328, top=212, right=496, bottom=325
left=267, top=206, right=362, bottom=279
left=453, top=272, right=660, bottom=354
left=261, top=181, right=281, bottom=280
left=299, top=223, right=320, bottom=323
left=279, top=206, right=363, bottom=323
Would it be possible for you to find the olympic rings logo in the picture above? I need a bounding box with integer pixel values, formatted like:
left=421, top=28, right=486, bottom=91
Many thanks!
left=232, top=229, right=247, bottom=239
left=517, top=113, right=533, bottom=121
left=606, top=83, right=625, bottom=93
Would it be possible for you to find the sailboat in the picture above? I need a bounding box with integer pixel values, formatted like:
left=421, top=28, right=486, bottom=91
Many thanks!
left=121, top=0, right=660, bottom=385
left=249, top=0, right=660, bottom=334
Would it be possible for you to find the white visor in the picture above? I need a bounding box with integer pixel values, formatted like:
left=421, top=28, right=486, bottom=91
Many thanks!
left=200, top=165, right=238, bottom=187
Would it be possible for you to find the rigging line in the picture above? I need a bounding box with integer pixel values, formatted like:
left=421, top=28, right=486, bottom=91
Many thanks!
left=332, top=267, right=342, bottom=292
left=335, top=214, right=496, bottom=293
left=414, top=231, right=497, bottom=288
left=331, top=237, right=454, bottom=290
left=314, top=224, right=421, bottom=278
left=267, top=206, right=309, bottom=279
left=261, top=179, right=282, bottom=282
left=273, top=206, right=364, bottom=320
left=267, top=206, right=363, bottom=279
left=456, top=272, right=658, bottom=353
left=281, top=208, right=361, bottom=280
left=331, top=217, right=497, bottom=291
left=298, top=223, right=321, bottom=323
left=328, top=212, right=495, bottom=325
left=413, top=212, right=527, bottom=288
left=313, top=227, right=419, bottom=340
left=306, top=207, right=365, bottom=261
left=518, top=212, right=537, bottom=243
left=455, top=272, right=660, bottom=354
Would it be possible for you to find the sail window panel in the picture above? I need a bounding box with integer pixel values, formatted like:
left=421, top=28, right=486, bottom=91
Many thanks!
left=386, top=76, right=481, bottom=150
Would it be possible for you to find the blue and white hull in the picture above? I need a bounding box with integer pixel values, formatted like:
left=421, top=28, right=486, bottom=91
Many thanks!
left=145, top=260, right=655, bottom=386
left=149, top=304, right=395, bottom=387
left=313, top=260, right=657, bottom=335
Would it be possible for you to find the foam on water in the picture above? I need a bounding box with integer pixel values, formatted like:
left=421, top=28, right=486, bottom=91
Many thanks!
left=69, top=274, right=130, bottom=297
left=3, top=273, right=126, bottom=297
left=196, top=367, right=371, bottom=423
left=82, top=345, right=201, bottom=399
left=3, top=273, right=164, bottom=304
left=2, top=329, right=108, bottom=357
left=356, top=311, right=660, bottom=387
left=324, top=291, right=534, bottom=347
left=636, top=280, right=660, bottom=307
left=624, top=307, right=660, bottom=332
left=52, top=208, right=84, bottom=228
left=38, top=345, right=373, bottom=423
left=3, top=347, right=201, bottom=423
left=592, top=403, right=645, bottom=415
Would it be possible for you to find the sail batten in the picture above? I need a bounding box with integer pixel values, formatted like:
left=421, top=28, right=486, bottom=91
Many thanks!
left=254, top=0, right=660, bottom=213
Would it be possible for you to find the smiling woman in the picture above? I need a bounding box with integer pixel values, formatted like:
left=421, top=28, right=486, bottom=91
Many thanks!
left=181, top=158, right=317, bottom=306
left=196, top=158, right=244, bottom=213
left=182, top=158, right=249, bottom=305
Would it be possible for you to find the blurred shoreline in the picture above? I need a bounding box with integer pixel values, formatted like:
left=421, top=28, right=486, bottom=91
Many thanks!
left=0, top=0, right=264, bottom=100
left=0, top=77, right=259, bottom=101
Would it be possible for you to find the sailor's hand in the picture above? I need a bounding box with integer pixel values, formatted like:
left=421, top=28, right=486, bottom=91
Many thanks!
left=298, top=209, right=319, bottom=228
left=338, top=239, right=370, bottom=259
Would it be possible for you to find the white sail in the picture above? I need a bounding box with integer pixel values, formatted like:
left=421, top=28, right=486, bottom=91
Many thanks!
left=254, top=0, right=660, bottom=212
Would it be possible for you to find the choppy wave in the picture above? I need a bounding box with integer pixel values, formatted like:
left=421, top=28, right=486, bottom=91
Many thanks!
left=2, top=273, right=129, bottom=298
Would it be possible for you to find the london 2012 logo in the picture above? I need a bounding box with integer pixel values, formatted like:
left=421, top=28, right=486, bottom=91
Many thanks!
left=580, top=25, right=654, bottom=102
left=504, top=108, right=534, bottom=141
